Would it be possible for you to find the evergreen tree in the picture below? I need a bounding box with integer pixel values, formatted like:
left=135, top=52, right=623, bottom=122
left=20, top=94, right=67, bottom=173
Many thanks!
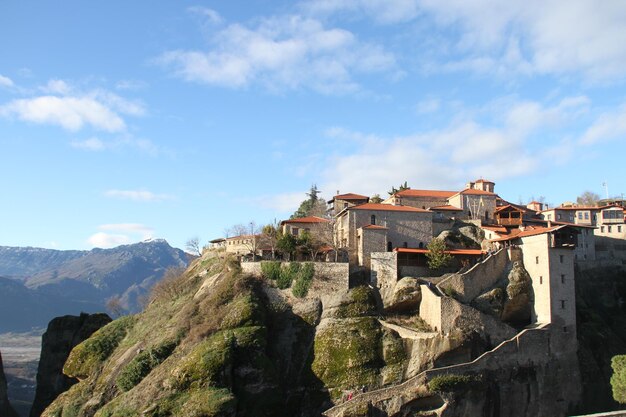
left=291, top=185, right=326, bottom=219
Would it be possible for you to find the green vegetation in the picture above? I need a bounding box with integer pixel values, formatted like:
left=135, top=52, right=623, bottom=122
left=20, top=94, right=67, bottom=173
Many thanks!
left=116, top=340, right=177, bottom=392
left=611, top=355, right=626, bottom=403
left=334, top=286, right=378, bottom=318
left=64, top=315, right=136, bottom=379
left=292, top=262, right=314, bottom=298
left=426, top=238, right=453, bottom=271
left=428, top=374, right=474, bottom=393
left=260, top=261, right=281, bottom=281
left=279, top=262, right=300, bottom=289
left=290, top=184, right=326, bottom=219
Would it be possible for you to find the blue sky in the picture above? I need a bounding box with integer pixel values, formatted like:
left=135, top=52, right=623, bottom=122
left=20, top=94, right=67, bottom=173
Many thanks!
left=1, top=0, right=625, bottom=250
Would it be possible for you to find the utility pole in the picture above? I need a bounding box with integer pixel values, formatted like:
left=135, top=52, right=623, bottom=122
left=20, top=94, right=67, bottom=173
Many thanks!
left=602, top=182, right=609, bottom=199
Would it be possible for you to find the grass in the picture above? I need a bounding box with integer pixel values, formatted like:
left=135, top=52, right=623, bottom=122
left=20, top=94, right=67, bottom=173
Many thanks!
left=428, top=374, right=474, bottom=393
left=116, top=340, right=177, bottom=392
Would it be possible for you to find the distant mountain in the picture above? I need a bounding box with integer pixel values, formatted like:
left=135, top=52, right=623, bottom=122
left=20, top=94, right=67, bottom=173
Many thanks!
left=0, top=240, right=190, bottom=332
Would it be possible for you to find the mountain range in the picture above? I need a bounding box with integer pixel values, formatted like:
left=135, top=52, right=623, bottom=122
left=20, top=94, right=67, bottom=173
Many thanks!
left=0, top=240, right=189, bottom=333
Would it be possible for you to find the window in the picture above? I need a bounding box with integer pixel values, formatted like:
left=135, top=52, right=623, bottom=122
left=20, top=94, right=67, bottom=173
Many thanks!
left=601, top=226, right=605, bottom=232
left=536, top=256, right=539, bottom=264
left=561, top=274, right=565, bottom=284
left=403, top=242, right=408, bottom=248
left=547, top=214, right=552, bottom=220
left=608, top=226, right=613, bottom=233
left=559, top=255, right=564, bottom=263
left=578, top=212, right=583, bottom=220
left=557, top=213, right=562, bottom=220
left=619, top=226, right=623, bottom=233
left=485, top=210, right=489, bottom=220
left=371, top=215, right=376, bottom=225
left=560, top=300, right=566, bottom=309
left=584, top=212, right=589, bottom=220
left=419, top=242, right=424, bottom=249
left=563, top=326, right=568, bottom=333
left=387, top=241, right=392, bottom=252
left=343, top=202, right=348, bottom=209
left=292, top=227, right=299, bottom=236
left=540, top=276, right=543, bottom=284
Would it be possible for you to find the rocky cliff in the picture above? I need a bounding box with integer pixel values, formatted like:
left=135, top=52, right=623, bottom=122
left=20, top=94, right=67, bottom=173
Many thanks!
left=30, top=313, right=111, bottom=417
left=36, top=253, right=585, bottom=417
left=0, top=351, right=19, bottom=417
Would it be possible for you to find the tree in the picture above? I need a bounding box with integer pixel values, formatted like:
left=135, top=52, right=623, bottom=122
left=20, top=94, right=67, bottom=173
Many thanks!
left=425, top=238, right=453, bottom=271
left=261, top=221, right=280, bottom=260
left=291, top=184, right=327, bottom=219
left=370, top=194, right=383, bottom=204
left=577, top=191, right=601, bottom=206
left=387, top=181, right=409, bottom=196
left=277, top=232, right=297, bottom=260
left=185, top=237, right=201, bottom=256
left=106, top=296, right=125, bottom=318
left=308, top=217, right=343, bottom=261
left=612, top=355, right=626, bottom=403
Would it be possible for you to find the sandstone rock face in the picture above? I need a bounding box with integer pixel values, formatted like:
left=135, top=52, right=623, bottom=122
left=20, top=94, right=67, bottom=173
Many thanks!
left=436, top=223, right=484, bottom=250
left=501, top=261, right=532, bottom=324
left=384, top=277, right=421, bottom=313
left=30, top=313, right=111, bottom=417
left=0, top=351, right=18, bottom=417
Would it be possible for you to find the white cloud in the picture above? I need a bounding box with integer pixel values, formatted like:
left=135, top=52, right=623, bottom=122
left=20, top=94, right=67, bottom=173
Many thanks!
left=71, top=137, right=106, bottom=151
left=87, top=232, right=132, bottom=248
left=0, top=95, right=126, bottom=132
left=104, top=189, right=174, bottom=202
left=320, top=96, right=587, bottom=195
left=416, top=0, right=626, bottom=81
left=87, top=223, right=155, bottom=248
left=0, top=74, right=14, bottom=88
left=302, top=0, right=420, bottom=23
left=579, top=104, right=626, bottom=145
left=255, top=192, right=306, bottom=212
left=42, top=79, right=71, bottom=94
left=415, top=98, right=441, bottom=114
left=115, top=79, right=148, bottom=91
left=188, top=6, right=223, bottom=24
left=158, top=15, right=396, bottom=93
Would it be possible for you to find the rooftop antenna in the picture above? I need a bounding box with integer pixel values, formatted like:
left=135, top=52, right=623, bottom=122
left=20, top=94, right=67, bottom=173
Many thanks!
left=602, top=181, right=609, bottom=199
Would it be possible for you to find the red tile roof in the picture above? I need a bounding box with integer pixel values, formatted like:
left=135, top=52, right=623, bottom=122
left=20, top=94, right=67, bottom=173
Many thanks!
left=281, top=216, right=331, bottom=224
left=395, top=189, right=456, bottom=198
left=456, top=189, right=497, bottom=196
left=488, top=225, right=564, bottom=242
left=474, top=179, right=494, bottom=183
left=395, top=248, right=484, bottom=255
left=429, top=205, right=463, bottom=211
left=332, top=193, right=369, bottom=200
left=495, top=204, right=524, bottom=213
left=350, top=203, right=431, bottom=213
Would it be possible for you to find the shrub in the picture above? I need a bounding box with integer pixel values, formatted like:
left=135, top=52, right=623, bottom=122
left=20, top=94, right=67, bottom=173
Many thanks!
left=150, top=266, right=188, bottom=302
left=612, top=355, right=626, bottom=403
left=277, top=262, right=300, bottom=289
left=426, top=238, right=453, bottom=271
left=428, top=374, right=473, bottom=393
left=292, top=262, right=314, bottom=298
left=116, top=340, right=177, bottom=392
left=260, top=261, right=281, bottom=281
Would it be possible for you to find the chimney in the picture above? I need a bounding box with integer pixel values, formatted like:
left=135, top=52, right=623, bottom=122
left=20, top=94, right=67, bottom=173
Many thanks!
left=547, top=220, right=552, bottom=228
left=336, top=190, right=340, bottom=195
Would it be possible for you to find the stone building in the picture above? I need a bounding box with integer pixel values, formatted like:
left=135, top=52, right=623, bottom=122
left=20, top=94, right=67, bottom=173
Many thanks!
left=225, top=234, right=261, bottom=257
left=334, top=203, right=433, bottom=267
left=326, top=192, right=369, bottom=215
left=382, top=189, right=455, bottom=209
left=280, top=216, right=331, bottom=237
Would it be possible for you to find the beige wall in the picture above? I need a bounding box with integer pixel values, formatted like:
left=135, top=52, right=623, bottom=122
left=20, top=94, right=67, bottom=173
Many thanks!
left=448, top=194, right=497, bottom=222
left=384, top=196, right=450, bottom=210
left=358, top=228, right=387, bottom=268
left=225, top=236, right=259, bottom=256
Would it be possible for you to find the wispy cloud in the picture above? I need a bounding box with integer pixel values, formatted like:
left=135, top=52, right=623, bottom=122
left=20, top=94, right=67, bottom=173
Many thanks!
left=104, top=189, right=174, bottom=202
left=0, top=79, right=145, bottom=132
left=87, top=223, right=155, bottom=248
left=301, top=0, right=420, bottom=24
left=70, top=137, right=106, bottom=151
left=0, top=74, right=14, bottom=88
left=157, top=15, right=396, bottom=94
left=579, top=104, right=626, bottom=145
left=187, top=6, right=223, bottom=24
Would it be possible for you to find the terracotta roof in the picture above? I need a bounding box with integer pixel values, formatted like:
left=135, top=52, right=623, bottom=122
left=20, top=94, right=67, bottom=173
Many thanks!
left=349, top=203, right=431, bottom=213
left=488, top=225, right=567, bottom=242
left=429, top=205, right=463, bottom=211
left=495, top=204, right=524, bottom=213
left=481, top=225, right=508, bottom=233
left=395, top=189, right=456, bottom=198
left=281, top=216, right=331, bottom=224
left=209, top=238, right=226, bottom=243
left=331, top=193, right=369, bottom=201
left=395, top=248, right=484, bottom=255
left=456, top=189, right=497, bottom=196
left=474, top=179, right=494, bottom=183
left=362, top=224, right=388, bottom=230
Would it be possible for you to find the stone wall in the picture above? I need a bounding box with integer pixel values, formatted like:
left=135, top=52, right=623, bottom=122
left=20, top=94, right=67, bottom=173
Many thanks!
left=419, top=284, right=442, bottom=332
left=370, top=252, right=397, bottom=301
left=241, top=261, right=349, bottom=297
left=436, top=248, right=512, bottom=303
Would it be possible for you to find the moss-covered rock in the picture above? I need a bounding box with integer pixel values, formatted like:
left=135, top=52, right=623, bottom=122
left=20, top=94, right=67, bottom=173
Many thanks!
left=64, top=316, right=136, bottom=380
left=384, top=277, right=421, bottom=313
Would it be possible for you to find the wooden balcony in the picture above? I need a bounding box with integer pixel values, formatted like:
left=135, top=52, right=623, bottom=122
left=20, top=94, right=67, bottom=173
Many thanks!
left=496, top=217, right=522, bottom=226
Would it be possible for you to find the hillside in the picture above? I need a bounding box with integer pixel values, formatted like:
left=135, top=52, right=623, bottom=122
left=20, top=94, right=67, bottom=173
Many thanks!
left=39, top=252, right=580, bottom=417
left=1, top=351, right=19, bottom=417
left=0, top=240, right=189, bottom=332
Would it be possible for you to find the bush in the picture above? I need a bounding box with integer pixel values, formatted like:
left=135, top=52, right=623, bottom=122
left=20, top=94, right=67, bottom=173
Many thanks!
left=292, top=262, right=314, bottom=298
left=260, top=261, right=281, bottom=281
left=150, top=267, right=188, bottom=302
left=612, top=355, right=626, bottom=403
left=277, top=262, right=300, bottom=289
left=428, top=374, right=473, bottom=393
left=116, top=340, right=177, bottom=392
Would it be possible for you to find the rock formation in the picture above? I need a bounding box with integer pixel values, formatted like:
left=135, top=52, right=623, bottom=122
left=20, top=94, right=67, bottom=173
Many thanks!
left=30, top=313, right=111, bottom=417
left=0, top=351, right=18, bottom=417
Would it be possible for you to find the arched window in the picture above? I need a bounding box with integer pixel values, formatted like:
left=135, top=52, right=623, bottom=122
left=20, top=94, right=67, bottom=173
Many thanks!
left=371, top=214, right=376, bottom=225
left=387, top=241, right=392, bottom=252
left=419, top=242, right=424, bottom=249
left=403, top=242, right=408, bottom=248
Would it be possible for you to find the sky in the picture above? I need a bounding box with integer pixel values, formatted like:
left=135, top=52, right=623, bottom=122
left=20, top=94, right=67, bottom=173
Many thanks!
left=1, top=0, right=626, bottom=251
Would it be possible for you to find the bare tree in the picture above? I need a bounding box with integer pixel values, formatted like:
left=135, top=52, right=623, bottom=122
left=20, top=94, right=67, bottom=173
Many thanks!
left=185, top=236, right=201, bottom=256
left=308, top=217, right=343, bottom=262
left=229, top=221, right=262, bottom=259
left=106, top=296, right=125, bottom=318
left=260, top=220, right=280, bottom=259
left=577, top=191, right=601, bottom=206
